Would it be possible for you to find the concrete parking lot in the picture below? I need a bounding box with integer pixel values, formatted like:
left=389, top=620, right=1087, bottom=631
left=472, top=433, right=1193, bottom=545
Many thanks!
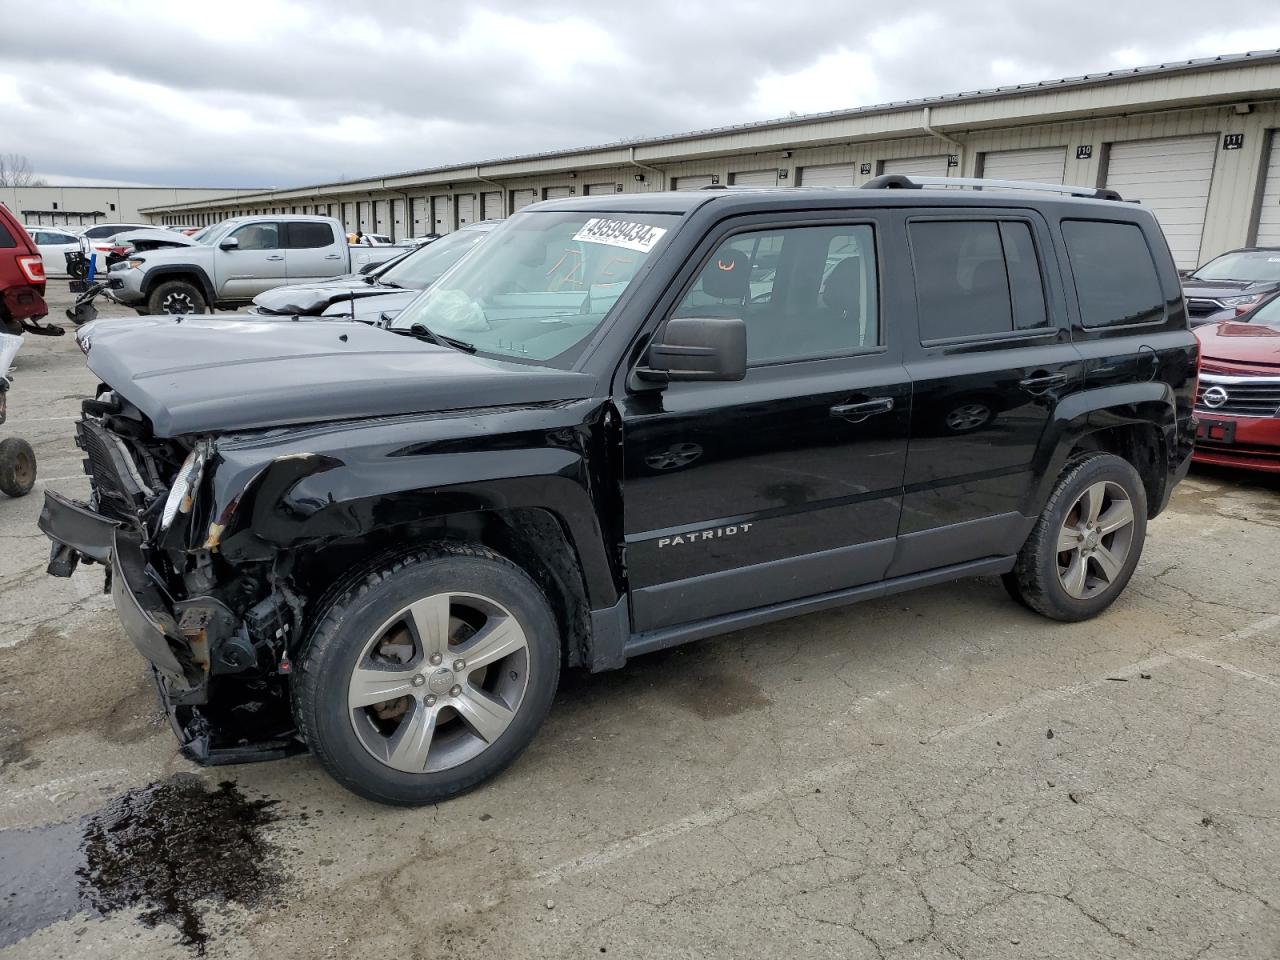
left=2, top=289, right=1279, bottom=960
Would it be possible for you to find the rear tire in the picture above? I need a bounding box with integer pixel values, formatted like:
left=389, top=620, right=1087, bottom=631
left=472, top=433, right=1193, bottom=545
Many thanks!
left=146, top=280, right=207, bottom=315
left=1003, top=453, right=1147, bottom=622
left=293, top=544, right=561, bottom=806
left=0, top=438, right=37, bottom=497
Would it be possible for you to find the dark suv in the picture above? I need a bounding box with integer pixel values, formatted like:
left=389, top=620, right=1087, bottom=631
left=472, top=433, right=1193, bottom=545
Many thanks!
left=1181, top=247, right=1280, bottom=323
left=39, top=178, right=1198, bottom=804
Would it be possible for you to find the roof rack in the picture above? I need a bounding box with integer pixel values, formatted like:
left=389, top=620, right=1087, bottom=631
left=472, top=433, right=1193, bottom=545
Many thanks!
left=861, top=174, right=1123, bottom=201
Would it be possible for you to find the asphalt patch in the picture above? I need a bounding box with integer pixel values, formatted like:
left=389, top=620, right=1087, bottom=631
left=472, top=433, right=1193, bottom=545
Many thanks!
left=0, top=775, right=288, bottom=954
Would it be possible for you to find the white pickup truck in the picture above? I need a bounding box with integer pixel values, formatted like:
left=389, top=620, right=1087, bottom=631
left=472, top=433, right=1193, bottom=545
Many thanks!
left=103, top=215, right=404, bottom=315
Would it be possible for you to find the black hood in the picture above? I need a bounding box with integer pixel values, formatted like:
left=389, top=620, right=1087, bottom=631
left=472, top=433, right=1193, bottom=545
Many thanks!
left=252, top=278, right=414, bottom=316
left=77, top=315, right=595, bottom=437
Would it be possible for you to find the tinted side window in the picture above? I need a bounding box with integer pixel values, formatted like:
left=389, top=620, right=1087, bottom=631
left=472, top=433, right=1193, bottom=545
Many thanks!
left=1061, top=220, right=1164, bottom=327
left=910, top=221, right=1011, bottom=341
left=672, top=224, right=879, bottom=363
left=909, top=219, right=1050, bottom=341
left=231, top=222, right=280, bottom=250
left=0, top=222, right=14, bottom=248
left=285, top=221, right=337, bottom=249
left=1001, top=222, right=1048, bottom=330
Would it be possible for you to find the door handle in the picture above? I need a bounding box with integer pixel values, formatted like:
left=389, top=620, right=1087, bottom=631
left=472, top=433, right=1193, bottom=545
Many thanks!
left=830, top=397, right=894, bottom=421
left=266, top=254, right=284, bottom=261
left=1018, top=371, right=1068, bottom=392
left=323, top=254, right=342, bottom=260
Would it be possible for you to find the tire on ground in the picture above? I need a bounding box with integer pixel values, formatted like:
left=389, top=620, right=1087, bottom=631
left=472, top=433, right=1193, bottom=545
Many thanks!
left=292, top=543, right=561, bottom=805
left=1003, top=452, right=1148, bottom=622
left=146, top=279, right=207, bottom=315
left=0, top=437, right=37, bottom=497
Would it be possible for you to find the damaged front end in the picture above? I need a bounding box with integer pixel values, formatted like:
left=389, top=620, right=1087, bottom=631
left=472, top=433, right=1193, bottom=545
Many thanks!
left=38, top=390, right=304, bottom=764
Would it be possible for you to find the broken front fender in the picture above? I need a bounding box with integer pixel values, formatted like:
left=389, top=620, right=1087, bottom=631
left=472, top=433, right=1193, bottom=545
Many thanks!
left=204, top=399, right=622, bottom=606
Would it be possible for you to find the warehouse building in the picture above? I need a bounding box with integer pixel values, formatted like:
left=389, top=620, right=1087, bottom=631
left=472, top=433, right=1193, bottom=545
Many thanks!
left=3, top=185, right=264, bottom=227
left=143, top=50, right=1280, bottom=268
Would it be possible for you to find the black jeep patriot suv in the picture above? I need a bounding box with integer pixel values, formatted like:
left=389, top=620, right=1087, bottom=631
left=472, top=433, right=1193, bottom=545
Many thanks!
left=40, top=178, right=1198, bottom=804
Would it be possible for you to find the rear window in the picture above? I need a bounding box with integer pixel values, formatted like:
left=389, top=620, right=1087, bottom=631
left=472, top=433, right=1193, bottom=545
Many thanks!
left=285, top=221, right=336, bottom=249
left=1061, top=220, right=1164, bottom=327
left=0, top=222, right=13, bottom=248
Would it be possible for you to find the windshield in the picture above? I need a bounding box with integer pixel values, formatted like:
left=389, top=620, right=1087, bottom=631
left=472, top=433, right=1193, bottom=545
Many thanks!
left=196, top=221, right=237, bottom=246
left=1191, top=251, right=1280, bottom=283
left=378, top=228, right=492, bottom=289
left=390, top=211, right=678, bottom=366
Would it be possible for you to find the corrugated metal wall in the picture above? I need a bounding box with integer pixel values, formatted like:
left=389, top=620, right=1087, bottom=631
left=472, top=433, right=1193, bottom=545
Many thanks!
left=143, top=92, right=1280, bottom=266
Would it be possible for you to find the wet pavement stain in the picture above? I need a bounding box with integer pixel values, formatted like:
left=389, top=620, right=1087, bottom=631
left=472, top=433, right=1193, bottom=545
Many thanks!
left=0, top=819, right=86, bottom=950
left=680, top=672, right=774, bottom=719
left=0, top=775, right=288, bottom=955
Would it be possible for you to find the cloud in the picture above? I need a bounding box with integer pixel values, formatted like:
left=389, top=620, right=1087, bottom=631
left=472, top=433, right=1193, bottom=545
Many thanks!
left=3, top=0, right=1280, bottom=188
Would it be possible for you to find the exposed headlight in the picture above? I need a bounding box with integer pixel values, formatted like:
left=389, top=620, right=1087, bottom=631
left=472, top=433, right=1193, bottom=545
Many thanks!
left=127, top=258, right=146, bottom=269
left=1221, top=294, right=1261, bottom=307
left=160, top=445, right=207, bottom=530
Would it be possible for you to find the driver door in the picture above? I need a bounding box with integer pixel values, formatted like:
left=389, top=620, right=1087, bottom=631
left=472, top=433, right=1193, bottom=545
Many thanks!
left=215, top=221, right=288, bottom=300
left=619, top=215, right=913, bottom=633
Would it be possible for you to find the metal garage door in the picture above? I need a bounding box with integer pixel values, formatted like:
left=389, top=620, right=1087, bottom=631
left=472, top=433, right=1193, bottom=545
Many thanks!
left=342, top=202, right=354, bottom=231
left=800, top=163, right=856, bottom=187
left=881, top=155, right=950, bottom=178
left=585, top=182, right=616, bottom=195
left=410, top=197, right=428, bottom=237
left=482, top=192, right=502, bottom=220
left=1254, top=131, right=1280, bottom=247
left=1105, top=135, right=1217, bottom=268
left=375, top=200, right=389, bottom=233
left=389, top=199, right=404, bottom=240
left=456, top=194, right=475, bottom=227
left=981, top=147, right=1066, bottom=184
left=730, top=169, right=777, bottom=187
left=674, top=175, right=714, bottom=191
left=431, top=195, right=450, bottom=233
left=511, top=189, right=536, bottom=212
left=544, top=186, right=573, bottom=200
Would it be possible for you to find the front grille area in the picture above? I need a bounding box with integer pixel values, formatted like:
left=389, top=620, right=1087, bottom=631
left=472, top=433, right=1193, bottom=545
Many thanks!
left=76, top=418, right=148, bottom=521
left=1195, top=375, right=1280, bottom=418
left=1186, top=298, right=1222, bottom=317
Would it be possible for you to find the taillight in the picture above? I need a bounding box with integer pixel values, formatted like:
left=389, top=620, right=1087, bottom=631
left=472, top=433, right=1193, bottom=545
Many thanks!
left=1235, top=305, right=1253, bottom=316
left=17, top=255, right=45, bottom=283
left=109, top=245, right=129, bottom=256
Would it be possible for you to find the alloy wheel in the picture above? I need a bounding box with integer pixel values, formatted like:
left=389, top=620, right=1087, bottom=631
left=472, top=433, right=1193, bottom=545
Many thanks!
left=161, top=292, right=196, bottom=313
left=347, top=592, right=530, bottom=773
left=1055, top=480, right=1136, bottom=600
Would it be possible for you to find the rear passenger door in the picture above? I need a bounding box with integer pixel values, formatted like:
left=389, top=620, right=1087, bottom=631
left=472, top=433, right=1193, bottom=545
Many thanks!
left=891, top=211, right=1082, bottom=577
left=620, top=214, right=913, bottom=633
left=284, top=221, right=345, bottom=282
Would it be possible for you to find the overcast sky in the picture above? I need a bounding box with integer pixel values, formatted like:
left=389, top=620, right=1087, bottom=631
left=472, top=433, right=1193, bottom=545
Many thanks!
left=5, top=1, right=1280, bottom=189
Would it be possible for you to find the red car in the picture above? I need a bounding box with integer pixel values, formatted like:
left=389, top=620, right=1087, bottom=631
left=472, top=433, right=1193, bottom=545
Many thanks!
left=0, top=201, right=47, bottom=336
left=1193, top=292, right=1280, bottom=473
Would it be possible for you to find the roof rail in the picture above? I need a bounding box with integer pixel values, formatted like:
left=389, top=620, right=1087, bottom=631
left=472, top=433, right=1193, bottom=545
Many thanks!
left=861, top=174, right=1123, bottom=201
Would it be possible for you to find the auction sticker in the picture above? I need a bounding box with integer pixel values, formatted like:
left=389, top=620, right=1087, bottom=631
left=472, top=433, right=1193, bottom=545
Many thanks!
left=572, top=218, right=667, bottom=253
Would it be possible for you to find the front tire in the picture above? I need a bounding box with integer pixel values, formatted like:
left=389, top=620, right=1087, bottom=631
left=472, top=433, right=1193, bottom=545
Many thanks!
left=1003, top=453, right=1147, bottom=622
left=293, top=544, right=561, bottom=805
left=146, top=279, right=207, bottom=315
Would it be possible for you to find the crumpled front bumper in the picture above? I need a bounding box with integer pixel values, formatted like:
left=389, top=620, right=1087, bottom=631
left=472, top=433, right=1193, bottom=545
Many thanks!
left=37, top=490, right=307, bottom=765
left=38, top=490, right=196, bottom=693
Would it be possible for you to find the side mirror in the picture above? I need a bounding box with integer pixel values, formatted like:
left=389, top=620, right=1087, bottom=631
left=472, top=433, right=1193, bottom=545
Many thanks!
left=219, top=237, right=240, bottom=251
left=635, top=316, right=747, bottom=384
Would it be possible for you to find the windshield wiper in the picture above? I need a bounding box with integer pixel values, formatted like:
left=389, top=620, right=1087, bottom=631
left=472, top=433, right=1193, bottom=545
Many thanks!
left=389, top=319, right=476, bottom=353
